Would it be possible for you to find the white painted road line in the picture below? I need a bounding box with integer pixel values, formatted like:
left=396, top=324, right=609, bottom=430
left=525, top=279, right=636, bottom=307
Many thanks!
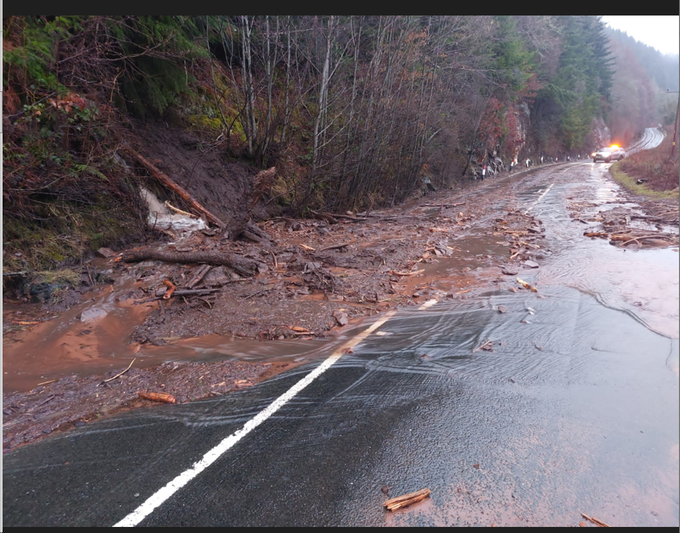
left=418, top=298, right=438, bottom=310
left=524, top=182, right=554, bottom=214
left=113, top=309, right=397, bottom=527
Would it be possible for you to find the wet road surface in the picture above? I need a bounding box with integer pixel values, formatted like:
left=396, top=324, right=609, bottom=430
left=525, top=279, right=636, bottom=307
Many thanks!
left=4, top=156, right=678, bottom=527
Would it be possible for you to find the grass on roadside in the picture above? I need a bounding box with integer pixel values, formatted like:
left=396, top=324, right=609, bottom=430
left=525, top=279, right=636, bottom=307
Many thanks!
left=609, top=163, right=678, bottom=200
left=608, top=126, right=679, bottom=200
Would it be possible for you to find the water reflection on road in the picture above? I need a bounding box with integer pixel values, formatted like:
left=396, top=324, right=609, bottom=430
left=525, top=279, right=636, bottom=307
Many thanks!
left=336, top=285, right=678, bottom=526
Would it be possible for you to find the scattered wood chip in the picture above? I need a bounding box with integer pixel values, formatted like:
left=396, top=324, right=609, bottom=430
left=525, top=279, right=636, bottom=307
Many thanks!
left=473, top=340, right=493, bottom=353
left=139, top=391, right=176, bottom=404
left=384, top=488, right=431, bottom=511
left=290, top=326, right=311, bottom=332
left=516, top=278, right=538, bottom=292
left=162, top=280, right=177, bottom=299
left=581, top=513, right=610, bottom=527
left=299, top=243, right=315, bottom=251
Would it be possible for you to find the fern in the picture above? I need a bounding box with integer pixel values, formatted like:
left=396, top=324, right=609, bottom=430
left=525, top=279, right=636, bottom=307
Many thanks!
left=73, top=164, right=109, bottom=182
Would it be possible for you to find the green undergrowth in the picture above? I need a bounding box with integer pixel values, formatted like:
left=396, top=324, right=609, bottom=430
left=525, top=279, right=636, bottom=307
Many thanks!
left=3, top=200, right=141, bottom=275
left=608, top=163, right=678, bottom=200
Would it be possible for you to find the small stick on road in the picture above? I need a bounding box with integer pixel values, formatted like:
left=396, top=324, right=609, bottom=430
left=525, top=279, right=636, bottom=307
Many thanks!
left=102, top=358, right=136, bottom=384
left=390, top=269, right=425, bottom=277
left=620, top=235, right=672, bottom=247
left=383, top=488, right=431, bottom=511
left=139, top=391, right=177, bottom=404
left=473, top=340, right=493, bottom=353
left=580, top=513, right=610, bottom=527
left=318, top=241, right=356, bottom=252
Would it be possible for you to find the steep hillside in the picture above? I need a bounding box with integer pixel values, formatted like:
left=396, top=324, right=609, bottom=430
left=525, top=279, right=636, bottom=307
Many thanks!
left=6, top=15, right=671, bottom=290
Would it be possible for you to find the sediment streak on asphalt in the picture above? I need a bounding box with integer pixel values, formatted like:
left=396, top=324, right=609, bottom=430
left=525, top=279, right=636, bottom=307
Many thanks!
left=114, top=303, right=445, bottom=527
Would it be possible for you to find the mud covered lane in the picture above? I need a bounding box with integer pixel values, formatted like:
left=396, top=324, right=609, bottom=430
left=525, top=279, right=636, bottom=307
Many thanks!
left=3, top=160, right=678, bottom=455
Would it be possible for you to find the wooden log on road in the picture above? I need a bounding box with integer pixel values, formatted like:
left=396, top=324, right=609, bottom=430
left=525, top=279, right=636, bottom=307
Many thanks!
left=122, top=249, right=265, bottom=277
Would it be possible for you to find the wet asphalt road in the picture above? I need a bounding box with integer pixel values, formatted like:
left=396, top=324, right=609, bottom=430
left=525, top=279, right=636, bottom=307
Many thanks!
left=4, top=154, right=678, bottom=527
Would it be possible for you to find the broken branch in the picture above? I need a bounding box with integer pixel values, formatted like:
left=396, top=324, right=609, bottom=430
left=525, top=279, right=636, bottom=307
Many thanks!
left=186, top=264, right=212, bottom=289
left=139, top=391, right=177, bottom=404
left=121, top=145, right=225, bottom=228
left=620, top=235, right=672, bottom=247
left=384, top=488, right=431, bottom=511
left=580, top=513, right=610, bottom=527
left=167, top=288, right=221, bottom=297
left=163, top=280, right=177, bottom=299
left=164, top=201, right=198, bottom=218
left=318, top=241, right=356, bottom=252
left=516, top=278, right=538, bottom=292
left=103, top=358, right=136, bottom=383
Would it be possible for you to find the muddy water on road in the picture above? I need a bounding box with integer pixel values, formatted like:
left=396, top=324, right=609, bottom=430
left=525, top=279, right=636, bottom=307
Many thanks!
left=4, top=161, right=676, bottom=392
left=0, top=172, right=523, bottom=393
left=3, top=277, right=156, bottom=392
left=519, top=162, right=679, bottom=345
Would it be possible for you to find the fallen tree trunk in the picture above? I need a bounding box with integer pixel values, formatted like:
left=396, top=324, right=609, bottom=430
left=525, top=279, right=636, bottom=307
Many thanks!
left=241, top=221, right=275, bottom=244
left=121, top=145, right=226, bottom=229
left=122, top=249, right=265, bottom=277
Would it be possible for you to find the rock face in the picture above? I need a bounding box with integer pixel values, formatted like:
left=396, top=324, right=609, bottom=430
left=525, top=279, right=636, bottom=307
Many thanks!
left=589, top=116, right=611, bottom=150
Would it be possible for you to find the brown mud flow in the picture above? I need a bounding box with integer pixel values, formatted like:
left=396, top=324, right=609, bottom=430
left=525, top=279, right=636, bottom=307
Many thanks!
left=3, top=161, right=678, bottom=453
